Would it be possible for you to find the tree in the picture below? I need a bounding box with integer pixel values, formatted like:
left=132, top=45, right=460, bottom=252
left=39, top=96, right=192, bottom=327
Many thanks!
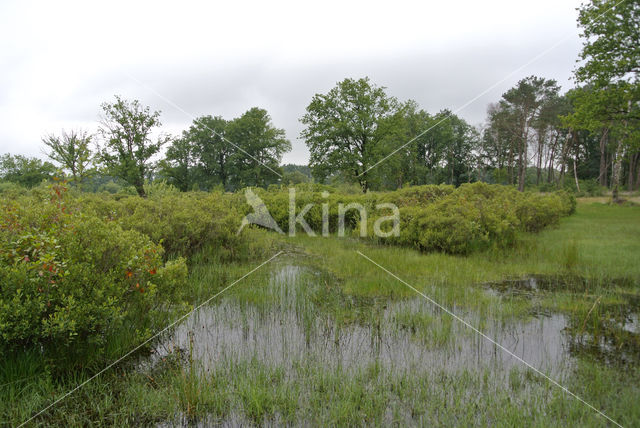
left=0, top=154, right=56, bottom=188
left=188, top=115, right=232, bottom=189
left=440, top=112, right=479, bottom=186
left=300, top=77, right=399, bottom=192
left=385, top=104, right=478, bottom=188
left=282, top=164, right=312, bottom=185
left=575, top=0, right=640, bottom=86
left=42, top=129, right=92, bottom=184
left=226, top=107, right=290, bottom=189
left=97, top=96, right=168, bottom=197
left=158, top=135, right=199, bottom=191
left=483, top=76, right=560, bottom=190
left=571, top=0, right=640, bottom=201
left=160, top=116, right=231, bottom=191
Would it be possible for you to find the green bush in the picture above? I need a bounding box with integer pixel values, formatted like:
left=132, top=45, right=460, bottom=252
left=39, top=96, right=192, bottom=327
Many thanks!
left=80, top=192, right=245, bottom=259
left=376, top=184, right=454, bottom=207
left=365, top=182, right=573, bottom=254
left=515, top=193, right=564, bottom=232
left=0, top=184, right=188, bottom=357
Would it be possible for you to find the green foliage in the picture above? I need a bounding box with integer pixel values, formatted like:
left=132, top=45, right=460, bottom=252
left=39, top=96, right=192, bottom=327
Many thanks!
left=0, top=154, right=56, bottom=188
left=363, top=183, right=574, bottom=254
left=484, top=76, right=562, bottom=191
left=160, top=109, right=290, bottom=191
left=42, top=129, right=93, bottom=184
left=300, top=77, right=400, bottom=191
left=226, top=107, right=291, bottom=189
left=575, top=0, right=640, bottom=86
left=376, top=184, right=454, bottom=207
left=515, top=192, right=564, bottom=232
left=160, top=115, right=231, bottom=191
left=97, top=96, right=169, bottom=197
left=0, top=183, right=188, bottom=357
left=80, top=191, right=245, bottom=259
left=248, top=182, right=573, bottom=255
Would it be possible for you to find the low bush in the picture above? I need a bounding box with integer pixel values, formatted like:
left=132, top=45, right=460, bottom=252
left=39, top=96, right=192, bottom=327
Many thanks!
left=0, top=183, right=188, bottom=358
left=376, top=184, right=454, bottom=207
left=364, top=183, right=574, bottom=254
left=80, top=192, right=246, bottom=259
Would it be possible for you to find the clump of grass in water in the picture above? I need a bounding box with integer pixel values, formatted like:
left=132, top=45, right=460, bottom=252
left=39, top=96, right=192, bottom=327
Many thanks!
left=562, top=240, right=579, bottom=272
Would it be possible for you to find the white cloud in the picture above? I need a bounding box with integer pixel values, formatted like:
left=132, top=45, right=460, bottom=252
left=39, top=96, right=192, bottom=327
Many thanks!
left=0, top=0, right=583, bottom=164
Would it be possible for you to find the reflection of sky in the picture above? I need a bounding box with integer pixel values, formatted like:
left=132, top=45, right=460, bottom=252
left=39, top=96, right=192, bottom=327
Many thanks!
left=155, top=265, right=573, bottom=380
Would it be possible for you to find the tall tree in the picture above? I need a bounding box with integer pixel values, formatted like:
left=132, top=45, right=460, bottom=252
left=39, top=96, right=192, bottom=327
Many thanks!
left=440, top=111, right=479, bottom=186
left=42, top=129, right=92, bottom=184
left=97, top=96, right=169, bottom=197
left=160, top=116, right=232, bottom=191
left=191, top=116, right=232, bottom=189
left=482, top=77, right=560, bottom=190
left=571, top=0, right=640, bottom=200
left=300, top=77, right=399, bottom=192
left=226, top=107, right=290, bottom=189
left=158, top=135, right=199, bottom=191
left=502, top=76, right=560, bottom=191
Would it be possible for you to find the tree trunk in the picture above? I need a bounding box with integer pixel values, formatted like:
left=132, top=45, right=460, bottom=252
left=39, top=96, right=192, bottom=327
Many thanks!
left=547, top=132, right=558, bottom=184
left=517, top=134, right=527, bottom=192
left=628, top=151, right=638, bottom=191
left=598, top=128, right=609, bottom=186
left=613, top=100, right=633, bottom=203
left=628, top=152, right=633, bottom=192
left=573, top=159, right=580, bottom=193
left=517, top=116, right=530, bottom=192
left=611, top=139, right=624, bottom=203
left=636, top=155, right=640, bottom=191
left=135, top=182, right=146, bottom=198
left=536, top=130, right=544, bottom=186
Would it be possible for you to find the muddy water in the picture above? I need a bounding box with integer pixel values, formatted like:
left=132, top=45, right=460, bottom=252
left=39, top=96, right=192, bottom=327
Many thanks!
left=154, top=265, right=575, bottom=380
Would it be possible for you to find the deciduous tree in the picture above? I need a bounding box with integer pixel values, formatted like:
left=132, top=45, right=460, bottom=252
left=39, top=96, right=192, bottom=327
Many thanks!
left=97, top=96, right=169, bottom=197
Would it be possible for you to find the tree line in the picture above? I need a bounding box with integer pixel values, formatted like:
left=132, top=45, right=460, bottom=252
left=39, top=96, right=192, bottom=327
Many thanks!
left=1, top=0, right=637, bottom=198
left=1, top=98, right=292, bottom=197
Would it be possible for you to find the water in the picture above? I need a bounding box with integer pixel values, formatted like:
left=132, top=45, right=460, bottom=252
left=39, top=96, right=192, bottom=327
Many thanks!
left=486, top=275, right=640, bottom=365
left=153, top=265, right=574, bottom=379
left=150, top=265, right=640, bottom=426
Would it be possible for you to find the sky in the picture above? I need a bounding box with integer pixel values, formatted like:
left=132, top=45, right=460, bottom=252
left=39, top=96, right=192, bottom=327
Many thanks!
left=0, top=0, right=585, bottom=165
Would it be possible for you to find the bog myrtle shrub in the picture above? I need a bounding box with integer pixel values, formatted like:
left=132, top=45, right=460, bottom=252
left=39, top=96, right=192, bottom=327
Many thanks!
left=256, top=188, right=376, bottom=234
left=376, top=184, right=454, bottom=207
left=0, top=183, right=188, bottom=355
left=80, top=192, right=245, bottom=259
left=364, top=183, right=574, bottom=254
left=250, top=183, right=574, bottom=254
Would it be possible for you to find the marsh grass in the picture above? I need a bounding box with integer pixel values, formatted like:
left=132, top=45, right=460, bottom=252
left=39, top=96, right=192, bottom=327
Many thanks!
left=3, top=200, right=640, bottom=426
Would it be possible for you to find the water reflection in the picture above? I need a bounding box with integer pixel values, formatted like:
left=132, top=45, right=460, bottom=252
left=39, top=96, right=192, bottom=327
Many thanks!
left=154, top=266, right=576, bottom=380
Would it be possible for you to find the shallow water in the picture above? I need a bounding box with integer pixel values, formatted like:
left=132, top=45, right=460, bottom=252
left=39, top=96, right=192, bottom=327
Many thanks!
left=486, top=275, right=640, bottom=365
left=154, top=265, right=575, bottom=380
left=150, top=265, right=640, bottom=426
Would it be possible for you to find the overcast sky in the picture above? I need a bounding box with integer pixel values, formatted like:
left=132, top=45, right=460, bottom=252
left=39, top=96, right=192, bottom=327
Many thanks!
left=0, top=0, right=585, bottom=165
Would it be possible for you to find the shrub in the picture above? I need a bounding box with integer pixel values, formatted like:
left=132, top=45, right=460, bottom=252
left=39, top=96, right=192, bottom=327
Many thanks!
left=366, top=183, right=572, bottom=254
left=515, top=193, right=564, bottom=232
left=376, top=184, right=454, bottom=208
left=413, top=199, right=488, bottom=254
left=80, top=192, right=245, bottom=259
left=0, top=184, right=188, bottom=357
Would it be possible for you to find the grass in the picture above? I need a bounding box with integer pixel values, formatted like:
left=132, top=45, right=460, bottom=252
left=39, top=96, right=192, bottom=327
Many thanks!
left=2, top=198, right=639, bottom=426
